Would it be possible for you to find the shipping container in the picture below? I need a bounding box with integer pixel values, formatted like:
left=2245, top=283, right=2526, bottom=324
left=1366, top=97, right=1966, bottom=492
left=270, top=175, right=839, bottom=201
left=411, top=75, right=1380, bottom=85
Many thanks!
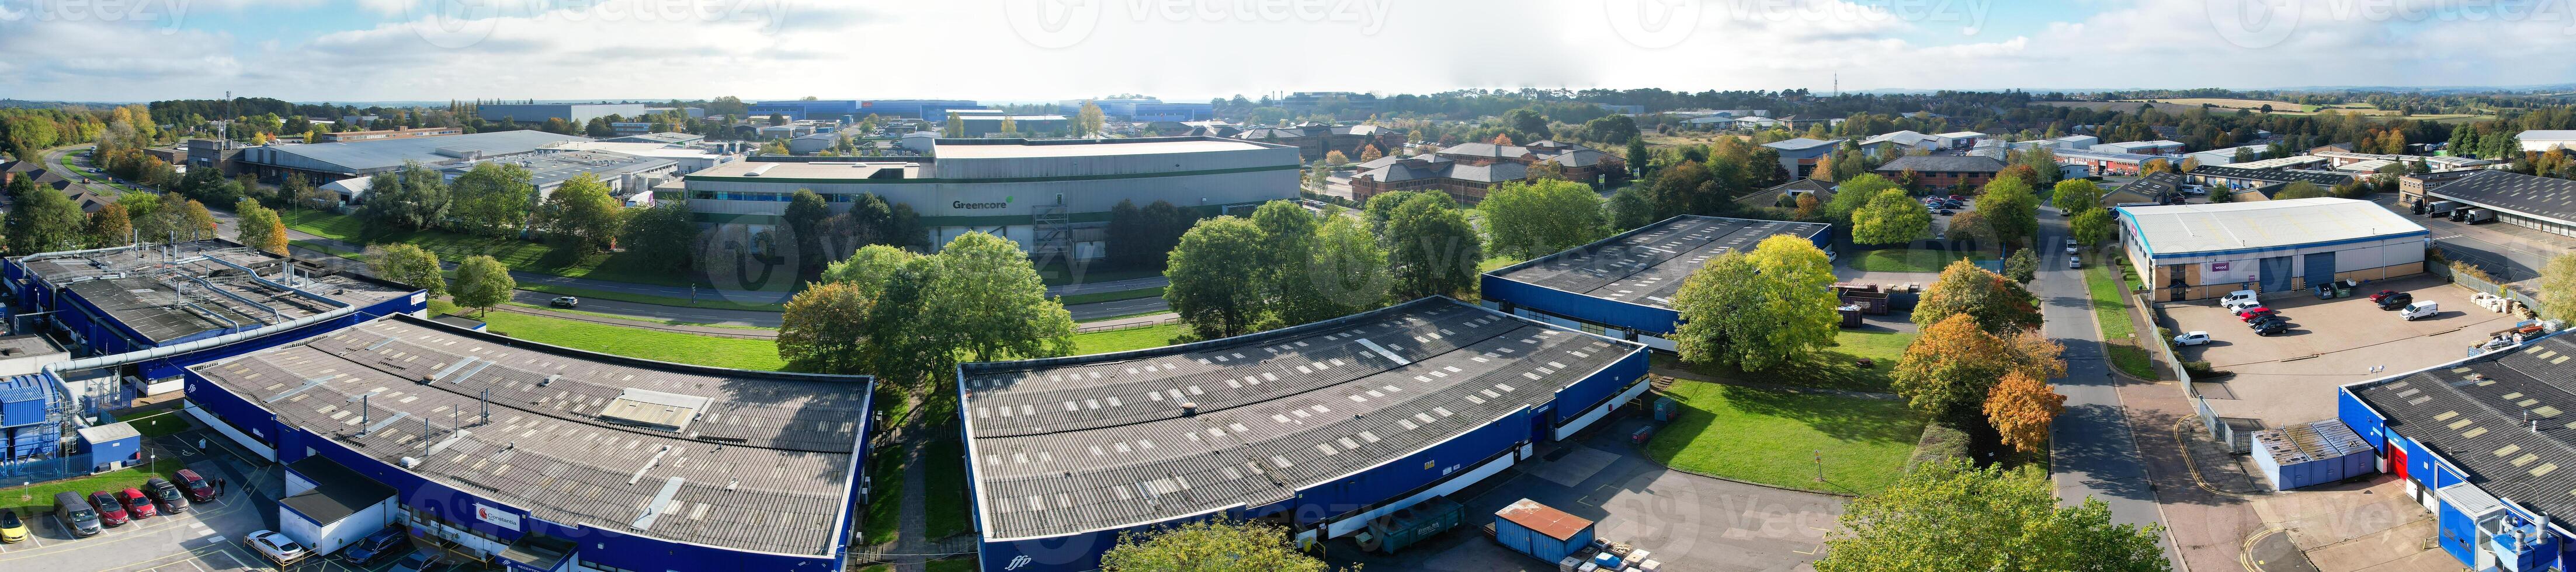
left=1491, top=498, right=1596, bottom=564
left=1366, top=496, right=1463, bottom=554
left=2252, top=419, right=2377, bottom=491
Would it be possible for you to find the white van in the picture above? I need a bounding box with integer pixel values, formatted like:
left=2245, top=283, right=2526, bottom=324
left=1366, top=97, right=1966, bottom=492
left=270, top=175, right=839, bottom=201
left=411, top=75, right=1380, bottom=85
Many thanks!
left=2219, top=290, right=2260, bottom=311
left=2401, top=302, right=2440, bottom=321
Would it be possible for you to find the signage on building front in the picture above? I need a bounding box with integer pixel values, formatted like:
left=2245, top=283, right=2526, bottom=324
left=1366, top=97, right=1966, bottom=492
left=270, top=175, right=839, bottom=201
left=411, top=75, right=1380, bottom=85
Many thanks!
left=2211, top=262, right=2230, bottom=272
left=475, top=504, right=522, bottom=531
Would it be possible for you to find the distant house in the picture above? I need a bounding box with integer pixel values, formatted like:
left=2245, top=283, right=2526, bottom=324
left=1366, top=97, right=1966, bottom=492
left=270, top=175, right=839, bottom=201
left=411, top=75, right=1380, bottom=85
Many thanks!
left=1873, top=155, right=2007, bottom=191
left=1858, top=131, right=1938, bottom=158
left=1738, top=179, right=1837, bottom=208
left=1760, top=138, right=1846, bottom=180
left=1348, top=140, right=1627, bottom=205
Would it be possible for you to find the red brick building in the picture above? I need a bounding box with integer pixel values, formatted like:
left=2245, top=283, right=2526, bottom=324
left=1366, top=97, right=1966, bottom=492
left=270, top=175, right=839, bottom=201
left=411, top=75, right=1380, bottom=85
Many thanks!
left=1349, top=141, right=1628, bottom=205
left=1873, top=155, right=2006, bottom=191
left=1229, top=123, right=1403, bottom=163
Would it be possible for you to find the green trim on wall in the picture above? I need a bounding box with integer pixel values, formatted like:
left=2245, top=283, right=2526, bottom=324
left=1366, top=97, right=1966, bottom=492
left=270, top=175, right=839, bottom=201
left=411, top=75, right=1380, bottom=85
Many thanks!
left=683, top=163, right=1301, bottom=185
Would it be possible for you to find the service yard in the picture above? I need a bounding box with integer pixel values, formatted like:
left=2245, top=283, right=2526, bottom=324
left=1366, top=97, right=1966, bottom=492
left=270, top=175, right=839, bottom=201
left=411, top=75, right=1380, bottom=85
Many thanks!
left=2165, top=276, right=2526, bottom=425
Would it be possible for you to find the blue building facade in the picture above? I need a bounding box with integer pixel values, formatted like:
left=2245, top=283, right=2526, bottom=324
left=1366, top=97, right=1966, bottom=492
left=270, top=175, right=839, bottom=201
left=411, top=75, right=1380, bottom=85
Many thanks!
left=1058, top=99, right=1214, bottom=122
left=1482, top=215, right=1832, bottom=351
left=750, top=99, right=985, bottom=121
left=2, top=248, right=428, bottom=359
left=2338, top=334, right=2576, bottom=571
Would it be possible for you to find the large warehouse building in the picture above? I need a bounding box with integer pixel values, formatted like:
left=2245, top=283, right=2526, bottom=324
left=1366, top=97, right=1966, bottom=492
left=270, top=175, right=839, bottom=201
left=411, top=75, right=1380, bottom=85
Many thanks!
left=4, top=240, right=423, bottom=359
left=477, top=103, right=650, bottom=124
left=2338, top=333, right=2576, bottom=571
left=1481, top=215, right=1832, bottom=351
left=237, top=130, right=591, bottom=182
left=2405, top=169, right=2576, bottom=239
left=959, top=297, right=1649, bottom=572
left=678, top=137, right=1301, bottom=259
left=183, top=315, right=877, bottom=571
left=2116, top=198, right=2429, bottom=301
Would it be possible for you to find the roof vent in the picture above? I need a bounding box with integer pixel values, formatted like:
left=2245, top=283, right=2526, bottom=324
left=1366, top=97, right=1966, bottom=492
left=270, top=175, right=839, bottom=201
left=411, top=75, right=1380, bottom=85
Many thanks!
left=1180, top=402, right=1199, bottom=416
left=399, top=457, right=419, bottom=468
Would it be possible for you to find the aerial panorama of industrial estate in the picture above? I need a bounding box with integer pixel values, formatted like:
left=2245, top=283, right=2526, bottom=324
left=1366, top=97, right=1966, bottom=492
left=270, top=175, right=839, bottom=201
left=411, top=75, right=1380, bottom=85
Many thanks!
left=12, top=2, right=2576, bottom=571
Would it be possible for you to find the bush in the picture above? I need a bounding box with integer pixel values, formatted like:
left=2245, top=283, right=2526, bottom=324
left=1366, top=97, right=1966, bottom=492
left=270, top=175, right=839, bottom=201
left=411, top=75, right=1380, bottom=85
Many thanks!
left=2182, top=360, right=2230, bottom=379
left=1907, top=417, right=1974, bottom=472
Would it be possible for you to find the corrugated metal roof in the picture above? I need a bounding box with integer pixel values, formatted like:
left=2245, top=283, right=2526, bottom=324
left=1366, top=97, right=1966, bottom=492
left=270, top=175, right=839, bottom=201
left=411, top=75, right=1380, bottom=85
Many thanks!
left=1487, top=215, right=1829, bottom=309
left=2352, top=334, right=2576, bottom=526
left=250, top=130, right=589, bottom=173
left=1496, top=498, right=1592, bottom=540
left=2115, top=198, right=2426, bottom=257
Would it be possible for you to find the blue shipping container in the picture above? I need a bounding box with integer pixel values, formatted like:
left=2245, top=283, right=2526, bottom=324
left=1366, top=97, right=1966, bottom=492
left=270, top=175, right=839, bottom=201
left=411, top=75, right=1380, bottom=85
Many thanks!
left=2252, top=419, right=2379, bottom=491
left=1491, top=498, right=1596, bottom=564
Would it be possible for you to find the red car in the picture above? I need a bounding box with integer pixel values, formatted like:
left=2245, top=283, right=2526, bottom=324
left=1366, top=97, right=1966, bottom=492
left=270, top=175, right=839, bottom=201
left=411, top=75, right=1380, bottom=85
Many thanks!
left=118, top=488, right=156, bottom=519
left=2370, top=290, right=2402, bottom=302
left=89, top=491, right=129, bottom=526
left=175, top=469, right=217, bottom=503
left=2238, top=308, right=2279, bottom=322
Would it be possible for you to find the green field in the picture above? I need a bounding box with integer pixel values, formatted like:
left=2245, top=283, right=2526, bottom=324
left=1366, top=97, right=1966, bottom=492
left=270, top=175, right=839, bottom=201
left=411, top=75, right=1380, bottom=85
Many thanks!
left=122, top=410, right=193, bottom=437
left=1067, top=323, right=1189, bottom=355
left=1844, top=248, right=1992, bottom=273
left=922, top=435, right=971, bottom=540
left=2082, top=263, right=2158, bottom=379
left=1643, top=381, right=1924, bottom=496
left=474, top=311, right=789, bottom=370
left=0, top=459, right=185, bottom=516
left=1058, top=285, right=1165, bottom=306
left=1663, top=330, right=1916, bottom=392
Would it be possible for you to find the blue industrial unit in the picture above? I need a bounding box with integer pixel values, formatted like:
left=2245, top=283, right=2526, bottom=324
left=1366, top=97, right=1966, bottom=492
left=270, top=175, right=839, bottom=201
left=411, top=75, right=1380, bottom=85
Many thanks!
left=0, top=374, right=50, bottom=427
left=2251, top=420, right=2376, bottom=491
left=1483, top=215, right=1832, bottom=351
left=75, top=421, right=140, bottom=470
left=1491, top=498, right=1596, bottom=564
left=2, top=242, right=429, bottom=360
left=2341, top=332, right=2576, bottom=571
left=963, top=298, right=1652, bottom=572
left=6, top=423, right=61, bottom=459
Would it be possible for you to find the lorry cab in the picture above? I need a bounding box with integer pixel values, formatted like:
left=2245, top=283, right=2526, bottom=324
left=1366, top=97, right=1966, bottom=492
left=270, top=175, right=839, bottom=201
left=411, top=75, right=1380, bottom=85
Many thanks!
left=2401, top=302, right=2440, bottom=320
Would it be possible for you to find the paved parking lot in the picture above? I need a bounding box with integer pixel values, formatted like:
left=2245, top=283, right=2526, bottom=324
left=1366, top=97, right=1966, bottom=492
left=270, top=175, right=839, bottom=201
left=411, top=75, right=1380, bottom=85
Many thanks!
left=2165, top=276, right=2526, bottom=425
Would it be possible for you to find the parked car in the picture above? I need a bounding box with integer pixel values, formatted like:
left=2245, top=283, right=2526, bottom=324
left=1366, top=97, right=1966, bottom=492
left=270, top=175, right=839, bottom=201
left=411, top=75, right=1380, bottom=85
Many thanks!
left=175, top=469, right=217, bottom=503
left=2219, top=290, right=2261, bottom=311
left=1937, top=208, right=1956, bottom=215
left=2236, top=307, right=2277, bottom=321
left=245, top=530, right=310, bottom=566
left=53, top=492, right=100, bottom=538
left=2378, top=292, right=2415, bottom=309
left=89, top=491, right=127, bottom=527
left=2068, top=255, right=2081, bottom=268
left=2172, top=331, right=2213, bottom=346
left=117, top=488, right=155, bottom=519
left=2369, top=290, right=2403, bottom=302
left=549, top=296, right=579, bottom=308
left=2248, top=315, right=2289, bottom=329
left=390, top=550, right=439, bottom=572
left=145, top=477, right=189, bottom=514
left=0, top=509, right=27, bottom=543
left=343, top=527, right=412, bottom=565
left=2254, top=321, right=2291, bottom=336
left=1947, top=194, right=1964, bottom=202
left=2401, top=301, right=2440, bottom=320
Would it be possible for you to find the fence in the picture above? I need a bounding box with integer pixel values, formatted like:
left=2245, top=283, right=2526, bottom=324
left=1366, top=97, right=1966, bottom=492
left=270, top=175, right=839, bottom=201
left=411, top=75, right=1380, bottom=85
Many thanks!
left=2434, top=262, right=2546, bottom=318
left=2133, top=289, right=2255, bottom=453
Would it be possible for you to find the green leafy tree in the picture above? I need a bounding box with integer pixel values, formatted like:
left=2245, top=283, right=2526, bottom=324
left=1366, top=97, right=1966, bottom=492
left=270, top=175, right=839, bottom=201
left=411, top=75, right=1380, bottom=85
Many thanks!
left=621, top=203, right=699, bottom=273
left=776, top=282, right=876, bottom=374
left=782, top=189, right=834, bottom=278
left=1669, top=235, right=1842, bottom=372
left=1911, top=259, right=2045, bottom=335
left=2272, top=181, right=2328, bottom=200
left=359, top=162, right=452, bottom=231
left=1165, top=217, right=1272, bottom=340
left=450, top=255, right=515, bottom=316
left=928, top=232, right=1077, bottom=362
left=1099, top=517, right=1341, bottom=572
left=1815, top=460, right=2167, bottom=572
left=232, top=199, right=289, bottom=255
left=1890, top=314, right=2065, bottom=417
left=1383, top=193, right=1483, bottom=299
left=2004, top=247, right=2037, bottom=283
left=2070, top=209, right=2118, bottom=248
left=1283, top=214, right=1391, bottom=326
left=535, top=173, right=624, bottom=252
left=447, top=161, right=535, bottom=236
left=5, top=175, right=85, bottom=253
left=2540, top=253, right=2576, bottom=325
left=85, top=203, right=133, bottom=248
left=1481, top=179, right=1610, bottom=259
left=1822, top=173, right=1898, bottom=224
left=2051, top=179, right=2106, bottom=215
left=1851, top=188, right=1932, bottom=245
left=1075, top=101, right=1107, bottom=137
left=1972, top=175, right=2041, bottom=247
left=1608, top=187, right=1656, bottom=229
left=178, top=198, right=220, bottom=242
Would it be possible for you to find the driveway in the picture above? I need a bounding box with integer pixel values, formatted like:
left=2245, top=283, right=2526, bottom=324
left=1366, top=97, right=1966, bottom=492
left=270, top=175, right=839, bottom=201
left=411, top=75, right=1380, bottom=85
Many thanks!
left=1328, top=415, right=1844, bottom=572
left=2168, top=276, right=2525, bottom=426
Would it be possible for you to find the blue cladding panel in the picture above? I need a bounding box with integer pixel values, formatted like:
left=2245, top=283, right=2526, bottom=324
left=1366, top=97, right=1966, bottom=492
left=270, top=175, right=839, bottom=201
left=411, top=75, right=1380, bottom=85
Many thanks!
left=1549, top=347, right=1650, bottom=428
left=2338, top=388, right=2389, bottom=452
left=2439, top=498, right=2479, bottom=564
left=0, top=374, right=51, bottom=428
left=183, top=370, right=280, bottom=448
left=1482, top=275, right=1680, bottom=335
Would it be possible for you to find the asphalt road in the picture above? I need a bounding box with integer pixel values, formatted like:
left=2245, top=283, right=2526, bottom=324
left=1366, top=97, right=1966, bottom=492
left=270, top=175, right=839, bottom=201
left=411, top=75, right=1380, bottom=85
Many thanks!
left=2035, top=208, right=2175, bottom=561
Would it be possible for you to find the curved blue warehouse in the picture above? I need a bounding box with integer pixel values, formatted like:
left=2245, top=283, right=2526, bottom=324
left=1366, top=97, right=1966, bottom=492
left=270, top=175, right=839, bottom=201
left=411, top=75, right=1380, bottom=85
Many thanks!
left=958, top=297, right=1651, bottom=571
left=1481, top=215, right=1831, bottom=351
left=182, top=314, right=876, bottom=572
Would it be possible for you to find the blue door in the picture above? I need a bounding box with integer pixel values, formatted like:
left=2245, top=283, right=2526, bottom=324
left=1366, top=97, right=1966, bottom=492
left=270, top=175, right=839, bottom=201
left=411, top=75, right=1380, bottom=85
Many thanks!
left=2305, top=252, right=2337, bottom=289
left=2261, top=256, right=2294, bottom=292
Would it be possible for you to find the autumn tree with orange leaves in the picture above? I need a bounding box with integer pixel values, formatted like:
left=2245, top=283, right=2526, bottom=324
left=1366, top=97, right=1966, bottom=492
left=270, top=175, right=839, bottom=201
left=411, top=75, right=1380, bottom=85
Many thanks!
left=1911, top=259, right=2045, bottom=335
left=1985, top=371, right=2067, bottom=452
left=1893, top=314, right=2066, bottom=417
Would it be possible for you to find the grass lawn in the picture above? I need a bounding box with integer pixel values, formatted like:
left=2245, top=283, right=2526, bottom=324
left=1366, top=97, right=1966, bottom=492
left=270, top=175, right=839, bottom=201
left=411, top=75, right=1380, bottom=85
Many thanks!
left=1658, top=330, right=1916, bottom=392
left=122, top=410, right=193, bottom=437
left=283, top=210, right=795, bottom=292
left=0, top=459, right=186, bottom=516
left=474, top=311, right=787, bottom=371
left=1643, top=381, right=1924, bottom=496
left=1067, top=323, right=1189, bottom=355
left=1059, top=285, right=1164, bottom=306
left=1844, top=248, right=1992, bottom=273
left=860, top=441, right=907, bottom=545
left=926, top=559, right=980, bottom=572
left=1479, top=256, right=1527, bottom=273
left=922, top=434, right=971, bottom=540
left=2082, top=263, right=2158, bottom=379
left=504, top=303, right=775, bottom=332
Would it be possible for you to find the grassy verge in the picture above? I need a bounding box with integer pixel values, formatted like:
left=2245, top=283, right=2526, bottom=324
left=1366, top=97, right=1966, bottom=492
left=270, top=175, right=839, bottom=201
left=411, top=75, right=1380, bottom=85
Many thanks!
left=1657, top=330, right=1916, bottom=393
left=1479, top=256, right=1527, bottom=273
left=2082, top=263, right=2158, bottom=379
left=474, top=311, right=787, bottom=370
left=1058, top=285, right=1165, bottom=306
left=926, top=559, right=980, bottom=572
left=123, top=410, right=193, bottom=437
left=1845, top=248, right=1993, bottom=273
left=860, top=441, right=907, bottom=545
left=1067, top=323, right=1188, bottom=355
left=0, top=459, right=186, bottom=515
left=504, top=302, right=775, bottom=332
left=922, top=434, right=971, bottom=540
left=1643, top=381, right=1924, bottom=496
left=282, top=210, right=794, bottom=292
left=512, top=282, right=789, bottom=312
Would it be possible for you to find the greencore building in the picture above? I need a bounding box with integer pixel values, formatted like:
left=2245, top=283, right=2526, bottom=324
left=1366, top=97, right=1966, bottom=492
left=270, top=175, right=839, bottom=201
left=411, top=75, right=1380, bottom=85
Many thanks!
left=675, top=137, right=1301, bottom=259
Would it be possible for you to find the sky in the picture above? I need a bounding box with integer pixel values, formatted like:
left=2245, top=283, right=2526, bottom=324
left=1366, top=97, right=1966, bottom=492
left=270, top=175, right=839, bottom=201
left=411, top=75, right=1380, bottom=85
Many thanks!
left=2, top=0, right=2574, bottom=103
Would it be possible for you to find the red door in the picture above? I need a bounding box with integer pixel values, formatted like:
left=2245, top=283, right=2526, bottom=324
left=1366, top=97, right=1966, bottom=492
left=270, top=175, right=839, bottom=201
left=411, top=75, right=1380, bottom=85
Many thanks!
left=2390, top=442, right=2409, bottom=481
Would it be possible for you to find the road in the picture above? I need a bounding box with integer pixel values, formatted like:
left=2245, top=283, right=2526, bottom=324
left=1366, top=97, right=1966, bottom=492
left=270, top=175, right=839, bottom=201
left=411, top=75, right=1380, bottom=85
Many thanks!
left=2035, top=208, right=2175, bottom=562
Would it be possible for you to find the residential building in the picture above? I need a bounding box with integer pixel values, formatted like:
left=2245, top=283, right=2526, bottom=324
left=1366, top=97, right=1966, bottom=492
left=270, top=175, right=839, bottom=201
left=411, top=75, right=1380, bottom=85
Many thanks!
left=1348, top=141, right=1627, bottom=205
left=1761, top=138, right=1845, bottom=179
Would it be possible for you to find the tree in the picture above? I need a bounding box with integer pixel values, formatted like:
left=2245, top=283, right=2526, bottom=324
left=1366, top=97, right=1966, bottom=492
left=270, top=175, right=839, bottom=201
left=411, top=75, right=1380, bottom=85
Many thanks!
left=2272, top=181, right=2328, bottom=200
left=1912, top=259, right=2044, bottom=335
left=1814, top=460, right=2168, bottom=572
left=2004, top=247, right=2037, bottom=283
left=366, top=243, right=447, bottom=297
left=775, top=282, right=875, bottom=374
left=535, top=173, right=623, bottom=252
left=1359, top=144, right=1384, bottom=163
left=1099, top=517, right=1339, bottom=572
left=1851, top=188, right=1932, bottom=245
left=927, top=232, right=1076, bottom=362
left=622, top=203, right=698, bottom=273
left=358, top=162, right=451, bottom=230
left=1892, top=314, right=2065, bottom=417
left=1281, top=214, right=1391, bottom=326
left=1608, top=187, right=1655, bottom=229
left=4, top=175, right=84, bottom=254
left=446, top=162, right=535, bottom=236
left=1165, top=217, right=1271, bottom=340
left=1822, top=173, right=1897, bottom=224
left=2541, top=253, right=2576, bottom=325
left=1973, top=175, right=2041, bottom=247
left=233, top=199, right=288, bottom=255
left=782, top=189, right=834, bottom=278
left=178, top=198, right=220, bottom=242
left=2051, top=179, right=2105, bottom=215
left=1074, top=101, right=1107, bottom=137
left=2138, top=159, right=2174, bottom=176
left=1382, top=192, right=1483, bottom=299
left=2070, top=208, right=2117, bottom=248
left=450, top=255, right=515, bottom=316
left=1986, top=371, right=2066, bottom=453
left=1324, top=150, right=1349, bottom=165
left=85, top=203, right=133, bottom=248
left=1481, top=179, right=1609, bottom=259
left=1670, top=235, right=1842, bottom=372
